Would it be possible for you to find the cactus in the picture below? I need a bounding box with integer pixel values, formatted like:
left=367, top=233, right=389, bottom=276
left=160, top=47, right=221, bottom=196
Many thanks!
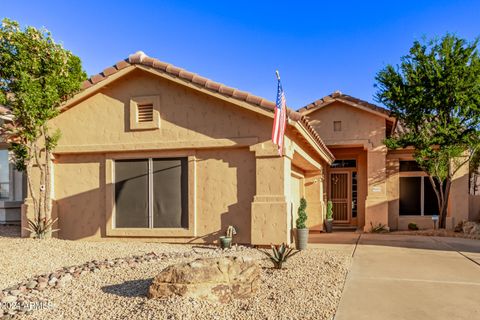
left=326, top=200, right=334, bottom=220
left=296, top=198, right=308, bottom=229
left=259, top=243, right=300, bottom=269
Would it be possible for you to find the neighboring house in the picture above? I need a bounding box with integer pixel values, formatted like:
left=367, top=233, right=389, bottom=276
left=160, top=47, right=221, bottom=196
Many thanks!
left=0, top=106, right=25, bottom=224
left=299, top=92, right=471, bottom=231
left=18, top=52, right=476, bottom=242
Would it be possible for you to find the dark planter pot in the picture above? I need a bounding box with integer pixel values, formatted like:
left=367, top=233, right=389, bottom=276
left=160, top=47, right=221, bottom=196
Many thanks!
left=325, top=219, right=334, bottom=233
left=296, top=228, right=309, bottom=250
left=219, top=236, right=232, bottom=249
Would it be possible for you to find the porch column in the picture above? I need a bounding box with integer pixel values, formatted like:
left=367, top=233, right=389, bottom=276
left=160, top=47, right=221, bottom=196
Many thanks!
left=364, top=145, right=389, bottom=231
left=250, top=141, right=292, bottom=245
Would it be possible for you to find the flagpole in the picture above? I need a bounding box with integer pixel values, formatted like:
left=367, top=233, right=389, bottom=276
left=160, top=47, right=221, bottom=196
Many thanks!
left=275, top=70, right=280, bottom=81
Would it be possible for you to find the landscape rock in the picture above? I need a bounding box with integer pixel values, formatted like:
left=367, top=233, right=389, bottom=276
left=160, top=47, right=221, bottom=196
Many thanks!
left=148, top=256, right=260, bottom=303
left=25, top=281, right=37, bottom=290
left=1, top=295, right=17, bottom=304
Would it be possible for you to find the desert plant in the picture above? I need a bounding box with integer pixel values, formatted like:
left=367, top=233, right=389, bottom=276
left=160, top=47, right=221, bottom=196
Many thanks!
left=26, top=217, right=59, bottom=239
left=408, top=222, right=419, bottom=231
left=260, top=243, right=300, bottom=269
left=326, top=201, right=334, bottom=220
left=226, top=225, right=237, bottom=238
left=296, top=198, right=308, bottom=229
left=370, top=222, right=389, bottom=233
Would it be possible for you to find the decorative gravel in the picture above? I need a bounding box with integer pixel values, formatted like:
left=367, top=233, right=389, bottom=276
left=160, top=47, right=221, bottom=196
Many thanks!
left=0, top=226, right=351, bottom=319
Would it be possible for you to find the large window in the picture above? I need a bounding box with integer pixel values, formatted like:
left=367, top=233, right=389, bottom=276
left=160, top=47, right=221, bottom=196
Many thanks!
left=114, top=158, right=188, bottom=228
left=0, top=150, right=9, bottom=199
left=399, top=176, right=438, bottom=216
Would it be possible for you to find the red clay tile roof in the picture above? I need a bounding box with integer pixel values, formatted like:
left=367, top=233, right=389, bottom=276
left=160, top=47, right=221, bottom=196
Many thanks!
left=81, top=51, right=334, bottom=161
left=298, top=90, right=392, bottom=118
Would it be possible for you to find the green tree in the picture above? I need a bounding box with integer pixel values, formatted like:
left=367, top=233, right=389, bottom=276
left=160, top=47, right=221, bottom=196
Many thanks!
left=375, top=34, right=480, bottom=228
left=0, top=18, right=86, bottom=237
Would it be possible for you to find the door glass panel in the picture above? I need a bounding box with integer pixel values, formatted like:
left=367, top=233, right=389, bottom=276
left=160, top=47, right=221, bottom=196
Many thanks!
left=152, top=158, right=188, bottom=228
left=399, top=177, right=421, bottom=215
left=352, top=171, right=357, bottom=218
left=115, top=159, right=149, bottom=227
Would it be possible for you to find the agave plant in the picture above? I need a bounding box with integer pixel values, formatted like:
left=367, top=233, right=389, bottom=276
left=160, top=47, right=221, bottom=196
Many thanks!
left=260, top=243, right=300, bottom=269
left=25, top=217, right=59, bottom=239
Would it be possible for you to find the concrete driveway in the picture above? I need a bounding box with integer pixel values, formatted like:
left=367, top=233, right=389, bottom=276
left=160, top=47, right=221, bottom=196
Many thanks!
left=313, top=233, right=480, bottom=320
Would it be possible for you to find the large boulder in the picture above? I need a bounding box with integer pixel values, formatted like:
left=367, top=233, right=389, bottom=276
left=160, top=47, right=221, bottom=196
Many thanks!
left=148, top=256, right=260, bottom=303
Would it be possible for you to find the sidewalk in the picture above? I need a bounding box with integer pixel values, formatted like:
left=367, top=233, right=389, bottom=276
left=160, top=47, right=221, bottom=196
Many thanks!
left=332, top=234, right=480, bottom=320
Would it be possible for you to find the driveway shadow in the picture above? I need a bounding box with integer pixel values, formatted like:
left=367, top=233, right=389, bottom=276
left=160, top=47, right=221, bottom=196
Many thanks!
left=101, top=278, right=153, bottom=298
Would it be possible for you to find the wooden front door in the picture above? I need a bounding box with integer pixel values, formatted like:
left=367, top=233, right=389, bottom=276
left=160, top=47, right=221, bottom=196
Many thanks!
left=329, top=172, right=350, bottom=223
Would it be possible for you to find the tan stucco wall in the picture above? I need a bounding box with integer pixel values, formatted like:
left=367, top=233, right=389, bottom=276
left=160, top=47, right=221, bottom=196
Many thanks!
left=307, top=101, right=386, bottom=148
left=22, top=68, right=326, bottom=244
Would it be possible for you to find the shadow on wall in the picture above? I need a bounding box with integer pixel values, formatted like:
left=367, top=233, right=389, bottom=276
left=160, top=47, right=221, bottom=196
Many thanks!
left=52, top=149, right=255, bottom=244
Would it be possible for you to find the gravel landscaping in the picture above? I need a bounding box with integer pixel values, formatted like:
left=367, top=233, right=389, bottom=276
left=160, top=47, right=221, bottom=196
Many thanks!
left=0, top=226, right=351, bottom=319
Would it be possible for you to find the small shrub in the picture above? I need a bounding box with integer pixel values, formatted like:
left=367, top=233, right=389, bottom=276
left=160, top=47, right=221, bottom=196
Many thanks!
left=259, top=243, right=300, bottom=269
left=25, top=217, right=59, bottom=239
left=296, top=198, right=308, bottom=229
left=408, top=222, right=419, bottom=231
left=326, top=200, right=333, bottom=220
left=369, top=222, right=388, bottom=233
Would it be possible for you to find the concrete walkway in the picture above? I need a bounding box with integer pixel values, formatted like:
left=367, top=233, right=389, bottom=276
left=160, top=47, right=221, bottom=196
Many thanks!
left=325, top=233, right=480, bottom=320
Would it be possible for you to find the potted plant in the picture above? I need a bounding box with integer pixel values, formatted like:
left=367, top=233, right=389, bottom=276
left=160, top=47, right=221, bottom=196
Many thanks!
left=325, top=200, right=334, bottom=233
left=219, top=225, right=236, bottom=249
left=295, top=198, right=308, bottom=250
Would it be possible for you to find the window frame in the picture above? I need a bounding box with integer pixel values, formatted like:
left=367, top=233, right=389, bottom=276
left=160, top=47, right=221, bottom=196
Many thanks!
left=399, top=169, right=438, bottom=216
left=105, top=151, right=196, bottom=237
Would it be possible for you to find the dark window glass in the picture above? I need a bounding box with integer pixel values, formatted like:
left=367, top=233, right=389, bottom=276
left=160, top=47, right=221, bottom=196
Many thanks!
left=352, top=171, right=357, bottom=218
left=152, top=158, right=188, bottom=228
left=400, top=161, right=423, bottom=172
left=115, top=159, right=149, bottom=228
left=331, top=159, right=357, bottom=168
left=400, top=177, right=421, bottom=215
left=423, top=179, right=439, bottom=215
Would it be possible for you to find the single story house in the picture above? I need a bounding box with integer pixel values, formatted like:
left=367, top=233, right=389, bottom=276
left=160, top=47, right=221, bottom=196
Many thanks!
left=18, top=52, right=477, bottom=244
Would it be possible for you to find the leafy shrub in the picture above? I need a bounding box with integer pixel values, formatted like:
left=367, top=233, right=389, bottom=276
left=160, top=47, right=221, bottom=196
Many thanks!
left=326, top=200, right=334, bottom=220
left=259, top=243, right=300, bottom=269
left=408, top=222, right=419, bottom=231
left=296, top=198, right=308, bottom=229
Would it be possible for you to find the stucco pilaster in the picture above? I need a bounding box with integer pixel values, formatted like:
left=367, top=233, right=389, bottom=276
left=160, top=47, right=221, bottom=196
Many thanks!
left=364, top=145, right=389, bottom=231
left=250, top=141, right=292, bottom=245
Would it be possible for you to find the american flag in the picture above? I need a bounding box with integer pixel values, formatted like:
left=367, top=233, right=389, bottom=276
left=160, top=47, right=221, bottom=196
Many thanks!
left=272, top=72, right=287, bottom=156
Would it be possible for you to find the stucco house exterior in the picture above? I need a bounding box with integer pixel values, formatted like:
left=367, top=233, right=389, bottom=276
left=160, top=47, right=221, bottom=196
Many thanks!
left=18, top=52, right=476, bottom=244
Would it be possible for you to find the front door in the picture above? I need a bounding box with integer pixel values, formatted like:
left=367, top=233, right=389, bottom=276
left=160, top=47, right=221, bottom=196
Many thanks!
left=329, top=172, right=350, bottom=223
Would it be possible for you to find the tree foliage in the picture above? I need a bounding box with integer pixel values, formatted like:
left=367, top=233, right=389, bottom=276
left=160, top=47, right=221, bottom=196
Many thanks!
left=375, top=34, right=480, bottom=228
left=0, top=18, right=86, bottom=237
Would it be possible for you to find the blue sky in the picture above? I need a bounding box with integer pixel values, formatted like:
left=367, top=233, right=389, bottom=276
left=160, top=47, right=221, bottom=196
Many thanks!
left=2, top=1, right=479, bottom=109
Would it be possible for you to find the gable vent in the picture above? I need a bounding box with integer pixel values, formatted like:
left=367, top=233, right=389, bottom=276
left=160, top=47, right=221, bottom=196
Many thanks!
left=137, top=103, right=154, bottom=122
